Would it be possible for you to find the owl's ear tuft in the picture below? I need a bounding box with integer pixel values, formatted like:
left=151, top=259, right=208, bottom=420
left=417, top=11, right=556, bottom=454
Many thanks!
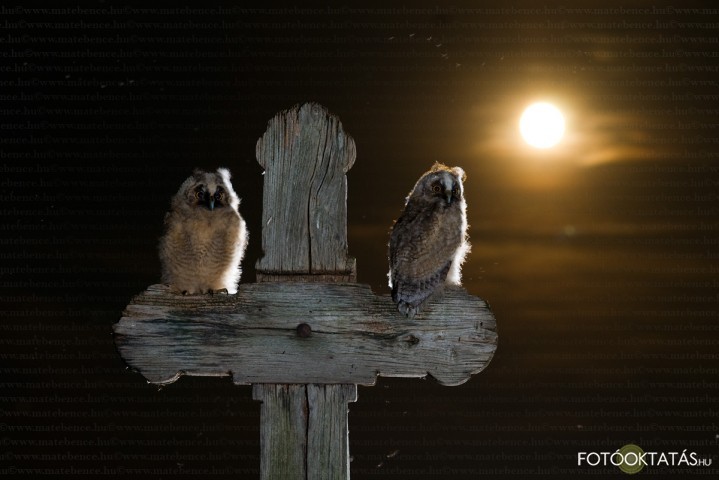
left=216, top=167, right=232, bottom=183
left=453, top=167, right=466, bottom=182
left=429, top=161, right=449, bottom=173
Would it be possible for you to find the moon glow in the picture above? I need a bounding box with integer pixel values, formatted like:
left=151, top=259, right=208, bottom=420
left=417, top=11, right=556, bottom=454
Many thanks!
left=519, top=102, right=566, bottom=149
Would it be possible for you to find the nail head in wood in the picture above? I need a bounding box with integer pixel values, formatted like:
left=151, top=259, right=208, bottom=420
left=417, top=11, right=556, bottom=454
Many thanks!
left=296, top=323, right=312, bottom=338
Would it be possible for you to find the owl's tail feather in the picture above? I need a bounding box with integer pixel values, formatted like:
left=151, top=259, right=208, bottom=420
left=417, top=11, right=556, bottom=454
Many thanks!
left=391, top=262, right=451, bottom=317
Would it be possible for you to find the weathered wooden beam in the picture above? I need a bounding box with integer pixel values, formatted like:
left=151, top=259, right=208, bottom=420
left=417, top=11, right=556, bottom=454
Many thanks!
left=252, top=384, right=357, bottom=480
left=113, top=283, right=497, bottom=387
left=252, top=384, right=308, bottom=478
left=255, top=103, right=356, bottom=280
left=306, top=384, right=356, bottom=479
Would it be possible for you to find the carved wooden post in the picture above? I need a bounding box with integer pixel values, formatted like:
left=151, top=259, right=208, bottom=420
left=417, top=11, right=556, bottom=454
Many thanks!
left=113, top=103, right=497, bottom=479
left=255, top=102, right=356, bottom=282
left=253, top=102, right=358, bottom=478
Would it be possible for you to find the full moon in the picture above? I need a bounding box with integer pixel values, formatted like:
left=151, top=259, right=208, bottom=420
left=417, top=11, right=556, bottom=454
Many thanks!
left=519, top=102, right=565, bottom=149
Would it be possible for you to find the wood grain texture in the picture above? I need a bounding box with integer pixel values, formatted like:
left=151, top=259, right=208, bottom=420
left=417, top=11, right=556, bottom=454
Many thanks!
left=306, top=384, right=356, bottom=480
left=251, top=384, right=357, bottom=480
left=255, top=273, right=356, bottom=284
left=252, top=384, right=308, bottom=479
left=255, top=102, right=356, bottom=279
left=113, top=283, right=497, bottom=387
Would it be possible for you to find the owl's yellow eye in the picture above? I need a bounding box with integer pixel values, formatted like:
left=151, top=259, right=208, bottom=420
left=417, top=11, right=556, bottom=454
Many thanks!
left=194, top=190, right=204, bottom=200
left=432, top=184, right=442, bottom=193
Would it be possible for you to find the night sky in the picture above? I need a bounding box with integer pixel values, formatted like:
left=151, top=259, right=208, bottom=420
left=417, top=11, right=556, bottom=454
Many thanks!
left=3, top=2, right=719, bottom=478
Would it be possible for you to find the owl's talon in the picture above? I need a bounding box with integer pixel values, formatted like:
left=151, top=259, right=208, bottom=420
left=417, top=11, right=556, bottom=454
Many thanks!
left=209, top=288, right=229, bottom=295
left=397, top=302, right=418, bottom=318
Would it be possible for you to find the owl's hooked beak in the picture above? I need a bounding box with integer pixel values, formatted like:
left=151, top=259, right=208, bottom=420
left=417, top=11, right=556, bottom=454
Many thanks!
left=200, top=191, right=215, bottom=211
left=445, top=189, right=455, bottom=205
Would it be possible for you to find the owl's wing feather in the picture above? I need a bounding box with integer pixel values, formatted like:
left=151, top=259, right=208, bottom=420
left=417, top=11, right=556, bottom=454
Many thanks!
left=389, top=201, right=463, bottom=314
left=390, top=203, right=462, bottom=278
left=391, top=259, right=451, bottom=308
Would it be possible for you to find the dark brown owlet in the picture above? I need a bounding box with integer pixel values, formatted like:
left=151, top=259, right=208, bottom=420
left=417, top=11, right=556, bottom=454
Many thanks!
left=159, top=168, right=248, bottom=294
left=388, top=162, right=469, bottom=317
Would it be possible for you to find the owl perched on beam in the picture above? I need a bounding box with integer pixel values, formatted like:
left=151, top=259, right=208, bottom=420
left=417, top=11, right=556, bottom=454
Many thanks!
left=159, top=168, right=248, bottom=295
left=388, top=162, right=470, bottom=317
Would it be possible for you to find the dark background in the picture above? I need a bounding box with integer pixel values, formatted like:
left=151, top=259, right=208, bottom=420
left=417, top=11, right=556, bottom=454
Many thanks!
left=2, top=1, right=718, bottom=477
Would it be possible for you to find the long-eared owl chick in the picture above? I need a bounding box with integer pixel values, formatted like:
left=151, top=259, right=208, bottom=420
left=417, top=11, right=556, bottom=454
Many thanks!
left=159, top=168, right=248, bottom=295
left=388, top=162, right=469, bottom=317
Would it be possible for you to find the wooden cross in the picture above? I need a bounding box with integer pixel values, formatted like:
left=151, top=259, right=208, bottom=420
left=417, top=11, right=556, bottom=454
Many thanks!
left=113, top=102, right=497, bottom=479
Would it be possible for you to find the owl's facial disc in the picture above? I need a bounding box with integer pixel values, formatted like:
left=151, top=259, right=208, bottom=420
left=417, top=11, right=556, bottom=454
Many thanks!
left=193, top=185, right=219, bottom=211
left=430, top=174, right=461, bottom=205
left=212, top=186, right=227, bottom=209
left=193, top=184, right=226, bottom=211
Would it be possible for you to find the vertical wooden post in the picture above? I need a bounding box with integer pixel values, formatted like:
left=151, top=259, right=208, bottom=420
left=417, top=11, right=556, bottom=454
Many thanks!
left=255, top=102, right=356, bottom=282
left=306, top=384, right=357, bottom=479
left=252, top=384, right=357, bottom=480
left=252, top=385, right=309, bottom=478
left=253, top=103, right=358, bottom=479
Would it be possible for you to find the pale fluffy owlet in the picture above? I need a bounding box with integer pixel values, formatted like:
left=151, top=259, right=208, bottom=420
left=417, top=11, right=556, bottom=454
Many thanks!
left=388, top=162, right=469, bottom=317
left=159, top=168, right=248, bottom=295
